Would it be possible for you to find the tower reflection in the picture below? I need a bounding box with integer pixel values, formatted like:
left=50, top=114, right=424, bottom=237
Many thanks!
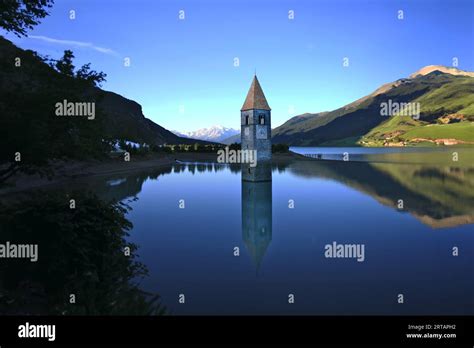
left=241, top=162, right=272, bottom=271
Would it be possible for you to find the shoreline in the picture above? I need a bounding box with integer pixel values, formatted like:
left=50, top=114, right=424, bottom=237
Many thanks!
left=3, top=147, right=471, bottom=196
left=0, top=152, right=305, bottom=195
left=0, top=154, right=174, bottom=196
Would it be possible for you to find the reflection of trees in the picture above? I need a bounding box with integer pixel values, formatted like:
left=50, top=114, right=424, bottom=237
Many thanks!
left=273, top=162, right=290, bottom=173
left=0, top=192, right=165, bottom=315
left=171, top=162, right=289, bottom=175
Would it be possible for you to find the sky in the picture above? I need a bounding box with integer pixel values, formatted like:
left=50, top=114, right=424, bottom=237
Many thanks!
left=2, top=0, right=473, bottom=132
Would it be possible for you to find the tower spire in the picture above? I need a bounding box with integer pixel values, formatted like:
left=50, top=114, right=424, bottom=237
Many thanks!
left=241, top=75, right=271, bottom=111
left=240, top=74, right=272, bottom=162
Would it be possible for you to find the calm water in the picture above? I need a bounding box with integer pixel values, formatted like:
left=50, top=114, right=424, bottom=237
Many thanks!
left=290, top=146, right=469, bottom=163
left=2, top=147, right=474, bottom=315
left=290, top=146, right=452, bottom=155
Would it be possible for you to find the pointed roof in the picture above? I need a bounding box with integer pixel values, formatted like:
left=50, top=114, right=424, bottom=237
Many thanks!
left=241, top=75, right=271, bottom=111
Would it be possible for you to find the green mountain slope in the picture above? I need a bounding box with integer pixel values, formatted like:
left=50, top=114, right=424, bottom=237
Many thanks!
left=361, top=74, right=474, bottom=146
left=273, top=67, right=474, bottom=146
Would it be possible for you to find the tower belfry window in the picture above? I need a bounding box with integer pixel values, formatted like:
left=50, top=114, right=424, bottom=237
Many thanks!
left=245, top=115, right=249, bottom=125
left=259, top=115, right=265, bottom=125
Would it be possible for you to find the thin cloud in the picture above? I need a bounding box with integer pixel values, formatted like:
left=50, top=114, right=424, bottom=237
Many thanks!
left=27, top=35, right=119, bottom=56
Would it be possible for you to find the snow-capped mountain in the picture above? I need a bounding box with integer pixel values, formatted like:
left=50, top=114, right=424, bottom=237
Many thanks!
left=172, top=125, right=239, bottom=143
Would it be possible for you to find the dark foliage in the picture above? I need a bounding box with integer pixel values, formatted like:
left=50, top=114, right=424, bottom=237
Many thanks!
left=0, top=0, right=54, bottom=37
left=0, top=192, right=166, bottom=315
left=272, top=143, right=289, bottom=153
left=0, top=46, right=111, bottom=183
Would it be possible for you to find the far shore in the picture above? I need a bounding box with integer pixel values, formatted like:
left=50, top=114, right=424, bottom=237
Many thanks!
left=0, top=152, right=307, bottom=195
left=5, top=146, right=470, bottom=196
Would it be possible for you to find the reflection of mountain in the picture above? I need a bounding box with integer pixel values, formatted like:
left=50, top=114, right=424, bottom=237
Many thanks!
left=58, top=157, right=473, bottom=231
left=241, top=163, right=272, bottom=270
left=371, top=163, right=474, bottom=227
left=287, top=159, right=474, bottom=228
left=100, top=158, right=473, bottom=229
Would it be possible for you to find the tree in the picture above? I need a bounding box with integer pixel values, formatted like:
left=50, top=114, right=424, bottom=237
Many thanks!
left=0, top=48, right=109, bottom=184
left=54, top=49, right=75, bottom=77
left=52, top=50, right=107, bottom=87
left=76, top=63, right=107, bottom=87
left=272, top=143, right=289, bottom=153
left=0, top=0, right=54, bottom=37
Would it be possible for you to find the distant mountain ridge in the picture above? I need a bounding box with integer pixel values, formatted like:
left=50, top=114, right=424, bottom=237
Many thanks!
left=221, top=133, right=241, bottom=144
left=173, top=125, right=239, bottom=143
left=409, top=65, right=474, bottom=78
left=272, top=65, right=474, bottom=146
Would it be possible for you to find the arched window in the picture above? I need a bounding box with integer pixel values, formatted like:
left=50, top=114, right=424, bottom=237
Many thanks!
left=259, top=115, right=265, bottom=125
left=245, top=115, right=249, bottom=125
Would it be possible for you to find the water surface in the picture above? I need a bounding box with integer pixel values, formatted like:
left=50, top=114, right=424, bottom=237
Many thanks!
left=2, top=147, right=473, bottom=315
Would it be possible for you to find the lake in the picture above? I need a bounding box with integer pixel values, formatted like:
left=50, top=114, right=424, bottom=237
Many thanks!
left=1, top=147, right=473, bottom=315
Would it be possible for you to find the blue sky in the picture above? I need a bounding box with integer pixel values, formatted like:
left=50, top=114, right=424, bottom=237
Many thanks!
left=2, top=0, right=473, bottom=131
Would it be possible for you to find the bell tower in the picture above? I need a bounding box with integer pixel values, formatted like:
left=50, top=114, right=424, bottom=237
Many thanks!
left=241, top=75, right=271, bottom=162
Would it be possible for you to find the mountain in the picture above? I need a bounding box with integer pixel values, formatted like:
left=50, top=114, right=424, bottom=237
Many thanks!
left=173, top=125, right=239, bottom=143
left=93, top=90, right=188, bottom=145
left=273, top=66, right=474, bottom=146
left=0, top=36, right=204, bottom=147
left=221, top=133, right=241, bottom=144
left=409, top=65, right=474, bottom=78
